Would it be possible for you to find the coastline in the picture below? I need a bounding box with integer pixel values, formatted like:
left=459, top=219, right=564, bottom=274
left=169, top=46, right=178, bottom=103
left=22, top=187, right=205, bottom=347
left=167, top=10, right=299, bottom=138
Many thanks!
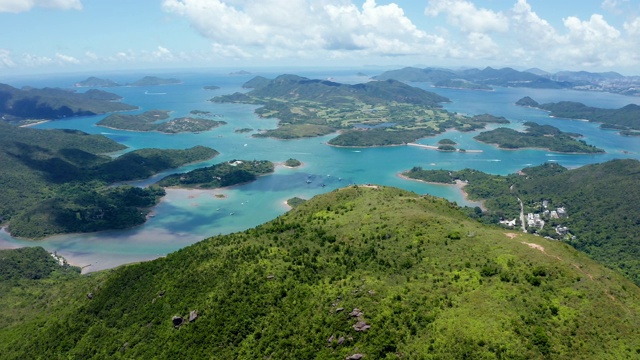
left=19, top=120, right=50, bottom=127
left=397, top=173, right=487, bottom=211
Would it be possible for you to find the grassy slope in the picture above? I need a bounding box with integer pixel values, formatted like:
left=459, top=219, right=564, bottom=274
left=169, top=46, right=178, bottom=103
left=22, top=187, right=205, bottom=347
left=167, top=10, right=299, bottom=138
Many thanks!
left=2, top=186, right=639, bottom=359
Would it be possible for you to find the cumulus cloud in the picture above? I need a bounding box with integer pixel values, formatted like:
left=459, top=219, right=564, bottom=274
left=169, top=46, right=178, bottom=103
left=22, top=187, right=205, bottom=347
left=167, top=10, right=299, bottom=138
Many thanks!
left=0, top=49, right=15, bottom=67
left=0, top=0, right=82, bottom=13
left=425, top=0, right=508, bottom=33
left=55, top=52, right=80, bottom=64
left=161, top=0, right=446, bottom=59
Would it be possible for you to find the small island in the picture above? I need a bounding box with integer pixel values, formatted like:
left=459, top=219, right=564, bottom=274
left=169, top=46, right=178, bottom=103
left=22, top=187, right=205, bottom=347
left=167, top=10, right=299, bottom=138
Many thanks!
left=516, top=96, right=640, bottom=131
left=234, top=128, right=254, bottom=133
left=157, top=160, right=274, bottom=189
left=203, top=85, right=220, bottom=90
left=437, top=139, right=458, bottom=151
left=97, top=110, right=227, bottom=133
left=474, top=122, right=604, bottom=153
left=128, top=76, right=181, bottom=87
left=283, top=158, right=302, bottom=168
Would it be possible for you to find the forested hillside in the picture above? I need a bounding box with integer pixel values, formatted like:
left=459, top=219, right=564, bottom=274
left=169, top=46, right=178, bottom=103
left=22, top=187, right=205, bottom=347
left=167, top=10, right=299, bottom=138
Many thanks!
left=1, top=186, right=639, bottom=359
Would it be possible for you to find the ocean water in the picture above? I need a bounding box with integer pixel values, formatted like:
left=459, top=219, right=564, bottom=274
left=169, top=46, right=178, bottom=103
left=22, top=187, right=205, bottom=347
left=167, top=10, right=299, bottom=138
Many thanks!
left=1, top=68, right=638, bottom=272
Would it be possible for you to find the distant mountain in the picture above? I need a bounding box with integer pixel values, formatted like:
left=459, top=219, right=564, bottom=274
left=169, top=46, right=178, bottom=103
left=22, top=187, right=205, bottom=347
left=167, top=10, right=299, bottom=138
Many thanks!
left=0, top=83, right=136, bottom=122
left=373, top=66, right=458, bottom=82
left=524, top=68, right=550, bottom=76
left=229, top=70, right=252, bottom=76
left=128, top=76, right=181, bottom=86
left=3, top=185, right=640, bottom=358
left=374, top=66, right=572, bottom=89
left=552, top=71, right=625, bottom=82
left=240, top=74, right=449, bottom=107
left=74, top=76, right=120, bottom=87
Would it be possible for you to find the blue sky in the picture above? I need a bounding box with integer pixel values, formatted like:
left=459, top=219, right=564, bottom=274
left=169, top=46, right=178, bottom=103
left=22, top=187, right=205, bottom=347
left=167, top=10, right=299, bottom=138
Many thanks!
left=1, top=0, right=640, bottom=75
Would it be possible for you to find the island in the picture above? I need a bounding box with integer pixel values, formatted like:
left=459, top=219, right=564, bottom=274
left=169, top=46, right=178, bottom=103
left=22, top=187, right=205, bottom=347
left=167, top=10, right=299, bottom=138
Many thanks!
left=516, top=96, right=640, bottom=131
left=74, top=76, right=121, bottom=87
left=0, top=121, right=218, bottom=239
left=203, top=85, right=220, bottom=90
left=283, top=158, right=302, bottom=167
left=211, top=74, right=510, bottom=147
left=474, top=122, right=604, bottom=153
left=157, top=160, right=274, bottom=188
left=229, top=70, right=252, bottom=76
left=97, top=110, right=227, bottom=133
left=0, top=83, right=137, bottom=124
left=401, top=159, right=640, bottom=285
left=234, top=128, right=253, bottom=133
left=128, top=76, right=181, bottom=86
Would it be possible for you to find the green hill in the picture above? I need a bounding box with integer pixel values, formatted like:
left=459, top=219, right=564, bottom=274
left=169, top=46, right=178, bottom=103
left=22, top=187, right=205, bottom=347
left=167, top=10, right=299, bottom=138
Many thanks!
left=2, top=186, right=640, bottom=359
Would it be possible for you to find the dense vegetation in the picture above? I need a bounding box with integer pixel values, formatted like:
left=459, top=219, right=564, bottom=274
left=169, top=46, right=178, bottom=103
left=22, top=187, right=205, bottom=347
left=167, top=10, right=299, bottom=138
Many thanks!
left=516, top=96, right=640, bottom=131
left=2, top=186, right=640, bottom=359
left=0, top=83, right=136, bottom=123
left=0, top=122, right=218, bottom=238
left=0, top=247, right=80, bottom=281
left=212, top=74, right=510, bottom=146
left=158, top=160, right=274, bottom=188
left=98, top=110, right=227, bottom=133
left=285, top=196, right=306, bottom=208
left=284, top=158, right=302, bottom=167
left=403, top=159, right=640, bottom=284
left=474, top=122, right=604, bottom=153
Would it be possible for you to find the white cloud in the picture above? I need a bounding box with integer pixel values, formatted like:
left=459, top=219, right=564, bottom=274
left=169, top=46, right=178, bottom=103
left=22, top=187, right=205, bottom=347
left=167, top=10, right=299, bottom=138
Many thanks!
left=0, top=49, right=15, bottom=67
left=623, top=17, right=640, bottom=36
left=425, top=0, right=508, bottom=33
left=55, top=52, right=80, bottom=64
left=22, top=53, right=53, bottom=67
left=0, top=0, right=82, bottom=13
left=161, top=0, right=446, bottom=60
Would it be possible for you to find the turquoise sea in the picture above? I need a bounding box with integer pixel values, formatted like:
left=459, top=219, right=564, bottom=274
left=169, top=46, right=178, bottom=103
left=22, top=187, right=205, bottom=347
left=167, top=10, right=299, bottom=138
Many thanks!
left=1, top=68, right=639, bottom=272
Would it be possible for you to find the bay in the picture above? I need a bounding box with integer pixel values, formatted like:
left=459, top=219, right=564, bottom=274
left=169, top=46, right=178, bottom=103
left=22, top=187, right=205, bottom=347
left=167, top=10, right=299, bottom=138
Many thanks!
left=1, top=68, right=638, bottom=272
